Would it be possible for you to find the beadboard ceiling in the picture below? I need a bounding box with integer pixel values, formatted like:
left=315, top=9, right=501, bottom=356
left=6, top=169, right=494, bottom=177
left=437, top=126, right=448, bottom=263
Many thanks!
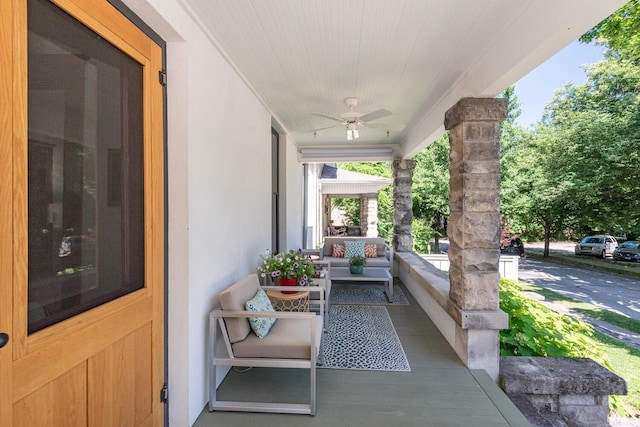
left=180, top=0, right=625, bottom=158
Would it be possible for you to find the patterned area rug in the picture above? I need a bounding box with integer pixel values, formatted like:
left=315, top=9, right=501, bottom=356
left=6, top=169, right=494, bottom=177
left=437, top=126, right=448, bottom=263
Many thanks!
left=319, top=305, right=411, bottom=371
left=330, top=283, right=410, bottom=305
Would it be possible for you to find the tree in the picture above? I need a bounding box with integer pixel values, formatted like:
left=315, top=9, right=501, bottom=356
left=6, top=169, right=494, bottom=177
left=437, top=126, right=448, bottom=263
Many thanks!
left=412, top=134, right=450, bottom=253
left=498, top=87, right=541, bottom=240
left=581, top=0, right=640, bottom=63
left=527, top=126, right=579, bottom=255
left=501, top=15, right=640, bottom=245
left=540, top=57, right=640, bottom=238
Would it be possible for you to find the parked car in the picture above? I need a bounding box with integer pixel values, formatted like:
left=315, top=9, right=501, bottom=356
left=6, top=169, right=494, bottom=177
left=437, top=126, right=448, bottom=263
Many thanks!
left=501, top=237, right=525, bottom=257
left=613, top=241, right=640, bottom=262
left=574, top=235, right=618, bottom=259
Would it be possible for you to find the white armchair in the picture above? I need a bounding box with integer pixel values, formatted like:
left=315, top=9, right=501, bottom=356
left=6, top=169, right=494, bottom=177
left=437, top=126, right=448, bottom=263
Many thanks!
left=209, top=274, right=324, bottom=415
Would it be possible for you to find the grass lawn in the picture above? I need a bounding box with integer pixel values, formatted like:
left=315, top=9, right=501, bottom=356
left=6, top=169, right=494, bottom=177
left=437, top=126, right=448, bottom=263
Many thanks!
left=591, top=331, right=640, bottom=417
left=520, top=282, right=640, bottom=417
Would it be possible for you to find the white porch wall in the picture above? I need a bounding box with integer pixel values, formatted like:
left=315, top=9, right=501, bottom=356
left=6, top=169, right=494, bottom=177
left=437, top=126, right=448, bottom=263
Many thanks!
left=121, top=1, right=293, bottom=425
left=282, top=134, right=304, bottom=251
left=305, top=164, right=322, bottom=249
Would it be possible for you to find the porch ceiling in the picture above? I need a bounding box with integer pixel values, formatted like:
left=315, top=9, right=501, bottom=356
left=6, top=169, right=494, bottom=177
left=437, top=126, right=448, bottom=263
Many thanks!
left=179, top=0, right=625, bottom=159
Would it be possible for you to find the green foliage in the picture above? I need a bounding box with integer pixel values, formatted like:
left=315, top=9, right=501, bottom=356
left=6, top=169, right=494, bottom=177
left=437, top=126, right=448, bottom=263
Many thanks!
left=348, top=255, right=367, bottom=267
left=538, top=56, right=640, bottom=237
left=331, top=197, right=360, bottom=225
left=499, top=278, right=604, bottom=360
left=499, top=89, right=533, bottom=239
left=591, top=332, right=640, bottom=417
left=412, top=134, right=449, bottom=248
left=499, top=5, right=640, bottom=242
left=581, top=0, right=640, bottom=63
left=501, top=42, right=640, bottom=243
left=257, top=249, right=315, bottom=284
left=500, top=85, right=522, bottom=124
left=411, top=218, right=441, bottom=253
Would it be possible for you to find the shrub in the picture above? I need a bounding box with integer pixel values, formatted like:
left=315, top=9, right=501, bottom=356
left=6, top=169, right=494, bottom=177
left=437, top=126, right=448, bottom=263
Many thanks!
left=499, top=278, right=604, bottom=361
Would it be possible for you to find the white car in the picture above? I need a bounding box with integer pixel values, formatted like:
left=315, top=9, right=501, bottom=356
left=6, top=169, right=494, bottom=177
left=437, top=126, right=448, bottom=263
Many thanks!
left=574, top=235, right=618, bottom=259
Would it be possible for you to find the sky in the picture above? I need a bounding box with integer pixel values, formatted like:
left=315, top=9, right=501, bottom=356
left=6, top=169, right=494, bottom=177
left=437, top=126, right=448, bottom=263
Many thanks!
left=514, top=40, right=606, bottom=128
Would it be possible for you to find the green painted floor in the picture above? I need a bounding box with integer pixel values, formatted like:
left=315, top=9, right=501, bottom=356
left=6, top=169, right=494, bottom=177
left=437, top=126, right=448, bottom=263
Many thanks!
left=194, top=282, right=530, bottom=427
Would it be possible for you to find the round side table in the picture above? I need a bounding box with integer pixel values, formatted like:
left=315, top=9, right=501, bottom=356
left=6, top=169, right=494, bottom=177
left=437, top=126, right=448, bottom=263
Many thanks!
left=267, top=290, right=310, bottom=312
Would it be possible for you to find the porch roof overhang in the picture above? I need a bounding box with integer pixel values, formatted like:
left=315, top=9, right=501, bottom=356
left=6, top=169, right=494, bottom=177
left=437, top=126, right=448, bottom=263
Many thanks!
left=319, top=167, right=392, bottom=195
left=169, top=0, right=625, bottom=160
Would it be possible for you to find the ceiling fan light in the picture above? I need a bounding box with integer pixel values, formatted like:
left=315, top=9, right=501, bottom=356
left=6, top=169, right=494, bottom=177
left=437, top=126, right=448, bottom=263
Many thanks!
left=346, top=129, right=353, bottom=140
left=353, top=129, right=359, bottom=139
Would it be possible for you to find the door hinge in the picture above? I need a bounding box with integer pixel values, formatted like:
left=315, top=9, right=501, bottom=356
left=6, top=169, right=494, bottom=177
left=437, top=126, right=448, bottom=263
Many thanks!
left=160, top=384, right=168, bottom=403
left=159, top=70, right=167, bottom=86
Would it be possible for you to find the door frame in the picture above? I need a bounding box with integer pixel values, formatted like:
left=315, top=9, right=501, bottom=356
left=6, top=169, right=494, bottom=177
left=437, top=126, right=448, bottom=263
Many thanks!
left=107, top=2, right=169, bottom=424
left=0, top=0, right=15, bottom=425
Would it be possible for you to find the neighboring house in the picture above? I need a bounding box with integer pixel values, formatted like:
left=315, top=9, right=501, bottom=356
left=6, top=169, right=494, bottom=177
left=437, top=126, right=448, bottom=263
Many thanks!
left=0, top=1, right=626, bottom=426
left=305, top=164, right=392, bottom=248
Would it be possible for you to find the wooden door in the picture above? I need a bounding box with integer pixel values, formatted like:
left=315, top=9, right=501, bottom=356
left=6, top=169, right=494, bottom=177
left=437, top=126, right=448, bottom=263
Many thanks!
left=0, top=0, right=165, bottom=425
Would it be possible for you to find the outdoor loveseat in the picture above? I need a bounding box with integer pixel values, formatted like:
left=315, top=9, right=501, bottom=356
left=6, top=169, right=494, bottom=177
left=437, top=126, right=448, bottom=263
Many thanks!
left=319, top=236, right=393, bottom=272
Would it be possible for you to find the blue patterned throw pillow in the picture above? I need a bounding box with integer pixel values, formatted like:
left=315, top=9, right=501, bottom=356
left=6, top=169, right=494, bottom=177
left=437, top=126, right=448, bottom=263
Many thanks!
left=245, top=289, right=276, bottom=338
left=344, top=240, right=365, bottom=259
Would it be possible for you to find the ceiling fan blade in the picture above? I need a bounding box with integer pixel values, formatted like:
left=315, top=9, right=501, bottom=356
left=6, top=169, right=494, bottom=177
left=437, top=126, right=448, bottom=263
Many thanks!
left=359, top=109, right=393, bottom=122
left=310, top=124, right=343, bottom=132
left=363, top=121, right=405, bottom=131
left=311, top=112, right=345, bottom=123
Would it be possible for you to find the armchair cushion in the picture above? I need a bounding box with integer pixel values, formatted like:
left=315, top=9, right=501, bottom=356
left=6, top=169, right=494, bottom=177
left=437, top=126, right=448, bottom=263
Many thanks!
left=232, top=317, right=323, bottom=359
left=245, top=289, right=276, bottom=338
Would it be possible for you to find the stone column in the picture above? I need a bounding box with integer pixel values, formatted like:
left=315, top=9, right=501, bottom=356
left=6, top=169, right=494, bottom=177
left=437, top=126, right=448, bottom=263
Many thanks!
left=392, top=159, right=416, bottom=252
left=444, top=97, right=508, bottom=380
left=360, top=194, right=368, bottom=236
left=361, top=193, right=379, bottom=238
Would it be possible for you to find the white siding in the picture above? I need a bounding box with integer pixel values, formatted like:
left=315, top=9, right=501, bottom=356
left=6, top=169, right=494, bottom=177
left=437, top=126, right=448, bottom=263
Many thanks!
left=122, top=1, right=304, bottom=424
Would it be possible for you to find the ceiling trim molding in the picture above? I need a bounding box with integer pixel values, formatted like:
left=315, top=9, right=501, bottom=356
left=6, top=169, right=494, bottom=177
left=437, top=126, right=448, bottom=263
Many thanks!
left=299, top=147, right=395, bottom=163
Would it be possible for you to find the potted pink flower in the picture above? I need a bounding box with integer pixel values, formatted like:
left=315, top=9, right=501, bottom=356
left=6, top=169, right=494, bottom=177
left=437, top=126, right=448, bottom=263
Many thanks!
left=257, top=249, right=315, bottom=288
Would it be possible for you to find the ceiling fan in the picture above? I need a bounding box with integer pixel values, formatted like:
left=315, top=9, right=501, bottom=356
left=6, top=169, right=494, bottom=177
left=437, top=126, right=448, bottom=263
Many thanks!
left=312, top=98, right=405, bottom=140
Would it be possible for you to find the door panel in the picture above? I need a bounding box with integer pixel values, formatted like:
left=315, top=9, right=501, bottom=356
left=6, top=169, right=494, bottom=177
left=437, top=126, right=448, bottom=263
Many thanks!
left=88, top=323, right=152, bottom=426
left=0, top=0, right=165, bottom=425
left=13, top=297, right=152, bottom=402
left=14, top=363, right=87, bottom=427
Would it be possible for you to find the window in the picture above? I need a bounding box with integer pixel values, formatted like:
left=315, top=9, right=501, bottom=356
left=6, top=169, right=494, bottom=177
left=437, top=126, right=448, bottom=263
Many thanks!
left=28, top=0, right=144, bottom=333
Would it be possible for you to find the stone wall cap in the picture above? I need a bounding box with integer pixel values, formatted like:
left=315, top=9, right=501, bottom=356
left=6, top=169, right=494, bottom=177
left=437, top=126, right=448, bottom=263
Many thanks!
left=499, top=356, right=627, bottom=396
left=458, top=308, right=508, bottom=330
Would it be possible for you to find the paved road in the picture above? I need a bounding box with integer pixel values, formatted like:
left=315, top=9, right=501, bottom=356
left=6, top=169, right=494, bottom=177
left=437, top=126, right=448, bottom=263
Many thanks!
left=518, top=256, right=640, bottom=321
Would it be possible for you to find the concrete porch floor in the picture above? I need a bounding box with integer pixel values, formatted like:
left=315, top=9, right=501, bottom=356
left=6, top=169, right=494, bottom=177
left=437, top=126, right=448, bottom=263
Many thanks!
left=194, top=282, right=530, bottom=426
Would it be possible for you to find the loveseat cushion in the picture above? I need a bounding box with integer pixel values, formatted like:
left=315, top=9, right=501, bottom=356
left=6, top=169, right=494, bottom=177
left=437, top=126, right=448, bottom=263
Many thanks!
left=331, top=243, right=345, bottom=258
left=219, top=274, right=261, bottom=343
left=323, top=237, right=387, bottom=257
left=364, top=243, right=378, bottom=258
left=344, top=240, right=365, bottom=258
left=322, top=256, right=390, bottom=268
left=232, top=316, right=323, bottom=359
